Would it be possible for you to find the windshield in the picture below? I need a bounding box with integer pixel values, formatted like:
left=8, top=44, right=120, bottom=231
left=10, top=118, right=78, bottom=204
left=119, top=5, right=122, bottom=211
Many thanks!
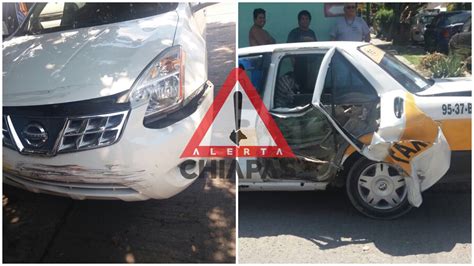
left=445, top=12, right=471, bottom=25
left=359, top=44, right=433, bottom=93
left=421, top=15, right=435, bottom=25
left=16, top=2, right=178, bottom=36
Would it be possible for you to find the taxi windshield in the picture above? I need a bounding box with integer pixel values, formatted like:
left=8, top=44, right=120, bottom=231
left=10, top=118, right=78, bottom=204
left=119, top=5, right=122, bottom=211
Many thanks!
left=359, top=44, right=433, bottom=93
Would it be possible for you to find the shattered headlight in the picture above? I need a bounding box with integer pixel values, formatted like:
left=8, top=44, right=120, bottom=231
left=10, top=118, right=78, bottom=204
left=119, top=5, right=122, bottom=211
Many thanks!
left=129, top=45, right=185, bottom=123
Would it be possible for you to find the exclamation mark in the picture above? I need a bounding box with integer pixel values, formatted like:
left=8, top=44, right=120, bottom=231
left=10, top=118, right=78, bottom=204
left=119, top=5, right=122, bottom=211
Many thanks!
left=229, top=91, right=247, bottom=145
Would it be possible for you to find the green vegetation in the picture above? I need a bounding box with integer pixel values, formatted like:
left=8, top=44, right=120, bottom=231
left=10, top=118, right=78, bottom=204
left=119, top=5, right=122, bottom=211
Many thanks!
left=397, top=50, right=466, bottom=78
left=420, top=53, right=448, bottom=69
left=447, top=3, right=472, bottom=11
left=429, top=55, right=465, bottom=78
left=401, top=54, right=423, bottom=67
left=373, top=8, right=395, bottom=39
left=418, top=53, right=466, bottom=78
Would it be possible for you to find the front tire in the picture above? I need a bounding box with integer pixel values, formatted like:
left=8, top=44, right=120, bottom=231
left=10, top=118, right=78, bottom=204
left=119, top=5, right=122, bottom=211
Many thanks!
left=346, top=158, right=412, bottom=219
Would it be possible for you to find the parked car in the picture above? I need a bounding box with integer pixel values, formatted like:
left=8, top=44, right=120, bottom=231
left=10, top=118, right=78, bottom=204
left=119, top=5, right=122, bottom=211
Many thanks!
left=424, top=11, right=471, bottom=54
left=3, top=3, right=213, bottom=200
left=238, top=42, right=471, bottom=219
left=449, top=18, right=472, bottom=71
left=409, top=11, right=437, bottom=43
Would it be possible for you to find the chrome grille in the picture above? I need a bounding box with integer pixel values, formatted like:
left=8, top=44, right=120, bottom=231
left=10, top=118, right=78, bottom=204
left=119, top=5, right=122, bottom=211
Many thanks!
left=2, top=116, right=15, bottom=149
left=58, top=111, right=128, bottom=153
left=3, top=110, right=129, bottom=155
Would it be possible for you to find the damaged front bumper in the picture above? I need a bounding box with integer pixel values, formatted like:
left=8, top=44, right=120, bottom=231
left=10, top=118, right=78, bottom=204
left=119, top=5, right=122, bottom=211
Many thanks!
left=360, top=92, right=452, bottom=208
left=3, top=82, right=213, bottom=201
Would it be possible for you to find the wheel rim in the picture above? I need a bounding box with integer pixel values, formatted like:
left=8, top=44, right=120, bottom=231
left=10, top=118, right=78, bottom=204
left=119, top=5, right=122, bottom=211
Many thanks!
left=357, top=162, right=408, bottom=210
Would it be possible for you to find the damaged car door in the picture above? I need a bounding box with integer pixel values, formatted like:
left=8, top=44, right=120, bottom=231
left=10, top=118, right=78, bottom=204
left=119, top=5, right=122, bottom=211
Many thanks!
left=240, top=49, right=340, bottom=191
left=262, top=50, right=339, bottom=185
left=313, top=47, right=451, bottom=218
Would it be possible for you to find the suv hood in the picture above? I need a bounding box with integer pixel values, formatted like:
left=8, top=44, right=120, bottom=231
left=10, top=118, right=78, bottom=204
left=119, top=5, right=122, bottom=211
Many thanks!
left=3, top=11, right=178, bottom=106
left=417, top=77, right=472, bottom=96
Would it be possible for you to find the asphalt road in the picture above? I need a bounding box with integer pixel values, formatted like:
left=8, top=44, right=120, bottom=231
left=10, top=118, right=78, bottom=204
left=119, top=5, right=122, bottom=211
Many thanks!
left=239, top=183, right=471, bottom=263
left=3, top=3, right=236, bottom=263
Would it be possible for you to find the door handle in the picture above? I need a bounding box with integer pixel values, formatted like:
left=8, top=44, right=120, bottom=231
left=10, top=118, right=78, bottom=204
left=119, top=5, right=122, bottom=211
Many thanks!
left=394, top=97, right=404, bottom=118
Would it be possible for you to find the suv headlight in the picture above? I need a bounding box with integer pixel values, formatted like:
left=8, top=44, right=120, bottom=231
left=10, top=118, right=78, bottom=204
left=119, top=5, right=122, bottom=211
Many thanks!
left=129, top=45, right=185, bottom=123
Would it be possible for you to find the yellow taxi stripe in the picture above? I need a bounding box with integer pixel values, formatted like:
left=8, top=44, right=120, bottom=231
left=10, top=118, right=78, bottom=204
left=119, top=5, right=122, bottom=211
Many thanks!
left=385, top=93, right=439, bottom=173
left=438, top=119, right=471, bottom=151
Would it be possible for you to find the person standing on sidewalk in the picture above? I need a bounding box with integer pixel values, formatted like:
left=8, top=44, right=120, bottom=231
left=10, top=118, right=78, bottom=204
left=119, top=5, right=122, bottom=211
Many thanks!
left=330, top=3, right=370, bottom=42
left=249, top=8, right=276, bottom=46
left=287, top=10, right=318, bottom=43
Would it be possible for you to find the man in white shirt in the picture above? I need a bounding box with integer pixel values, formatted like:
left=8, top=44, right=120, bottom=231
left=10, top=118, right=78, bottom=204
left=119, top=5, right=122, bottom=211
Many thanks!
left=330, top=3, right=370, bottom=42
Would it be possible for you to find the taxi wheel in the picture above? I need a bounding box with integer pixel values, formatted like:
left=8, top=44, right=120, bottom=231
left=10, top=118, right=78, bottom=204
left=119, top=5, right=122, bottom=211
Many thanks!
left=346, top=158, right=412, bottom=219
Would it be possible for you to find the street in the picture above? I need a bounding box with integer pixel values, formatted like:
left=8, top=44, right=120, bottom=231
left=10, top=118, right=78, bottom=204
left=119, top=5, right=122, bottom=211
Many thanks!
left=239, top=183, right=471, bottom=263
left=3, top=3, right=236, bottom=263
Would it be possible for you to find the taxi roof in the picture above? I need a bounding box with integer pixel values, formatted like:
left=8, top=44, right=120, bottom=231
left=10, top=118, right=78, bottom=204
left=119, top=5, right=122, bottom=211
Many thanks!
left=238, top=41, right=368, bottom=56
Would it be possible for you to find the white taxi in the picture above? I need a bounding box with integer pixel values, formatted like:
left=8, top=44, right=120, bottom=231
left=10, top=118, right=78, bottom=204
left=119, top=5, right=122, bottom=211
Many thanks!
left=238, top=42, right=471, bottom=219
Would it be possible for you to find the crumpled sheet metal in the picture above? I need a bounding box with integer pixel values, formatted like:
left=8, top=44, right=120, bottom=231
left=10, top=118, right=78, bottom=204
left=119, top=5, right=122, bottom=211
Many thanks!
left=4, top=162, right=146, bottom=186
left=361, top=93, right=451, bottom=207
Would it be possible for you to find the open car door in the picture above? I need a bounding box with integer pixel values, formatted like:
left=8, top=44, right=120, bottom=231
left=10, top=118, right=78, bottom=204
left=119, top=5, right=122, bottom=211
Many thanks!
left=312, top=47, right=451, bottom=207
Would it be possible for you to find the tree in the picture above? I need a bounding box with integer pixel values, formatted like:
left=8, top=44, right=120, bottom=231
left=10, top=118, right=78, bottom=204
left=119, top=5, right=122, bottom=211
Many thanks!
left=373, top=3, right=426, bottom=44
left=447, top=3, right=472, bottom=11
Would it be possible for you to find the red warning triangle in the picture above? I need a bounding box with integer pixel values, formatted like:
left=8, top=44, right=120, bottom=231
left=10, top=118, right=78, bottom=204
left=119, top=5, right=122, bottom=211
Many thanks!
left=181, top=68, right=295, bottom=158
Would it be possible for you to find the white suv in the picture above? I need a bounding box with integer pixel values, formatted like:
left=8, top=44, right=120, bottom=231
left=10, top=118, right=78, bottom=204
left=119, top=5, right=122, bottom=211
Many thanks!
left=3, top=3, right=213, bottom=200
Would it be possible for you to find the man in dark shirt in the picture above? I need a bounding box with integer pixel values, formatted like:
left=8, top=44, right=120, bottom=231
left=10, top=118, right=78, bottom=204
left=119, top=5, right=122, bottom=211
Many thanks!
left=287, top=10, right=317, bottom=43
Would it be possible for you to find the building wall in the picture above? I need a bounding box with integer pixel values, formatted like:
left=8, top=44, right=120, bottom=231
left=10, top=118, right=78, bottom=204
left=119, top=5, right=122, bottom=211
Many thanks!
left=239, top=3, right=341, bottom=48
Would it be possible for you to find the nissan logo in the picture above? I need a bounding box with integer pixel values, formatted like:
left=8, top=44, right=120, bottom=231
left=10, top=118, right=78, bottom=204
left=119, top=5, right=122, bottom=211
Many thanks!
left=22, top=123, right=48, bottom=148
